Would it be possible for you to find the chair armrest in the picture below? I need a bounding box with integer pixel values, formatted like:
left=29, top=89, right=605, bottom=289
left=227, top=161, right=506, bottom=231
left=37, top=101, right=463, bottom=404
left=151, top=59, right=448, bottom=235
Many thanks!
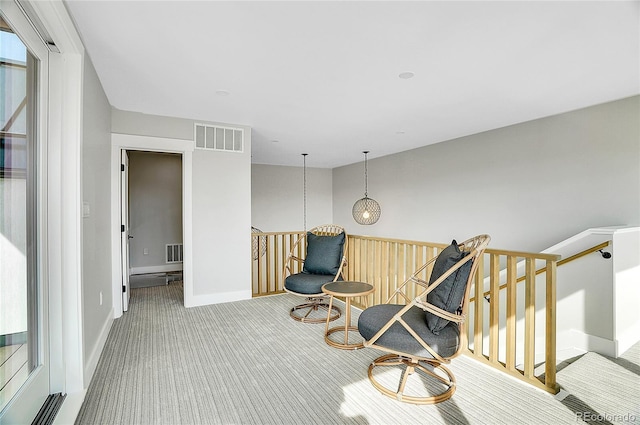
left=383, top=255, right=439, bottom=304
left=289, top=255, right=304, bottom=264
left=416, top=299, right=466, bottom=324
left=282, top=255, right=306, bottom=280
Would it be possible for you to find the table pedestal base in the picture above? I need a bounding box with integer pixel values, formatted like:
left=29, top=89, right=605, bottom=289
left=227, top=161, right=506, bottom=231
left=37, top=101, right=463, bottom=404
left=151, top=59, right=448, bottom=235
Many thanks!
left=325, top=325, right=363, bottom=350
left=322, top=281, right=374, bottom=350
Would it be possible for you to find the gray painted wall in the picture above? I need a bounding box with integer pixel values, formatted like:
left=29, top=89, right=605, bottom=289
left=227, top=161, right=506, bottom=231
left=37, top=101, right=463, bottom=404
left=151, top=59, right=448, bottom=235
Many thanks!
left=128, top=151, right=182, bottom=271
left=81, top=55, right=112, bottom=367
left=332, top=96, right=640, bottom=252
left=251, top=97, right=639, bottom=252
left=251, top=164, right=333, bottom=232
left=192, top=149, right=251, bottom=297
left=112, top=96, right=637, bottom=301
left=112, top=108, right=194, bottom=140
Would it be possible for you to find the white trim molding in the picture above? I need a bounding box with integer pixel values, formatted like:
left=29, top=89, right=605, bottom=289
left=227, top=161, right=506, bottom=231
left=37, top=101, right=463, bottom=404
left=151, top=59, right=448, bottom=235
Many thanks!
left=83, top=309, right=114, bottom=388
left=30, top=0, right=86, bottom=398
left=130, top=265, right=183, bottom=275
left=111, top=134, right=194, bottom=317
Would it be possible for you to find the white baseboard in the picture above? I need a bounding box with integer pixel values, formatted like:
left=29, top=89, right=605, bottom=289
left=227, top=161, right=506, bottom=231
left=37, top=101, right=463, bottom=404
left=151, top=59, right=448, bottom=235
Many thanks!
left=558, top=329, right=617, bottom=358
left=83, top=308, right=114, bottom=388
left=185, top=290, right=252, bottom=308
left=131, top=264, right=183, bottom=275
left=615, top=323, right=640, bottom=357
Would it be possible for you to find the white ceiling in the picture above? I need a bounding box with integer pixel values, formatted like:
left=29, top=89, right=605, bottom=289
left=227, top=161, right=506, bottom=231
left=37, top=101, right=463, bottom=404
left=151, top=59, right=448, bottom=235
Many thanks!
left=65, top=1, right=639, bottom=168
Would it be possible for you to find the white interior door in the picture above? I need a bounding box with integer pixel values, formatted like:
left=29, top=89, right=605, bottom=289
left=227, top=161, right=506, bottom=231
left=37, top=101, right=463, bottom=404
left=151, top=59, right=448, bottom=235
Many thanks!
left=121, top=150, right=131, bottom=311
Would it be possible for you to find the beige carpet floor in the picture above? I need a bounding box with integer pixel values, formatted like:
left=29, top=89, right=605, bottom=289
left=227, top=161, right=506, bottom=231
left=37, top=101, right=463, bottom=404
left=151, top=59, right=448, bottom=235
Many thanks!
left=75, top=283, right=639, bottom=424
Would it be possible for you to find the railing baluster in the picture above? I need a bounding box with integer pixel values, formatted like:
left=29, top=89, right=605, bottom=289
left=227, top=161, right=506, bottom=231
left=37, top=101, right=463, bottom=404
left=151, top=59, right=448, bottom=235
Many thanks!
left=413, top=244, right=421, bottom=302
left=545, top=259, right=557, bottom=390
left=282, top=234, right=287, bottom=291
left=263, top=235, right=275, bottom=293
left=348, top=236, right=355, bottom=281
left=367, top=239, right=375, bottom=292
left=269, top=235, right=284, bottom=292
left=264, top=234, right=269, bottom=294
left=252, top=241, right=257, bottom=295
left=506, top=255, right=517, bottom=371
left=524, top=258, right=536, bottom=379
left=380, top=240, right=386, bottom=306
left=277, top=234, right=283, bottom=293
left=388, top=241, right=396, bottom=305
left=397, top=243, right=405, bottom=303
left=473, top=257, right=484, bottom=359
left=489, top=253, right=500, bottom=363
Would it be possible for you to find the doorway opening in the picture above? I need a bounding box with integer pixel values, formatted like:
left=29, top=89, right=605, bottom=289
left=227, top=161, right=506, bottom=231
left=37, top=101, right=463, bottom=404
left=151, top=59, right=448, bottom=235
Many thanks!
left=121, top=150, right=183, bottom=310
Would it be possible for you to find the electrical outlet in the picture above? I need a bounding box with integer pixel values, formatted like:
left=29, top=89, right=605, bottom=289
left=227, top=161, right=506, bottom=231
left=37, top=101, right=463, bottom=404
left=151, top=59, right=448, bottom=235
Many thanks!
left=143, top=248, right=149, bottom=255
left=99, top=291, right=103, bottom=306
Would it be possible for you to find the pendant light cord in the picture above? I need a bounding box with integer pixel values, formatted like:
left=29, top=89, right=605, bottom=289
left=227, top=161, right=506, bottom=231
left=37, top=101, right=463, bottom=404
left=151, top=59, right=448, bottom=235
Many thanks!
left=302, top=153, right=308, bottom=232
left=363, top=151, right=369, bottom=198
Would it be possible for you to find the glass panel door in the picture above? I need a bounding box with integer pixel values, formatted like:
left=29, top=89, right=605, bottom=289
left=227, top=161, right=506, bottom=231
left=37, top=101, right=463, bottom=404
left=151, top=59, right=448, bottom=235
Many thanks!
left=0, top=3, right=49, bottom=420
left=0, top=12, right=36, bottom=413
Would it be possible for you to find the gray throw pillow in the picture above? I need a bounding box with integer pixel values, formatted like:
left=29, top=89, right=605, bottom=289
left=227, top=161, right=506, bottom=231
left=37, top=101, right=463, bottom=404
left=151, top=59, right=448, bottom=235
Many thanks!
left=426, top=240, right=472, bottom=334
left=303, top=232, right=345, bottom=275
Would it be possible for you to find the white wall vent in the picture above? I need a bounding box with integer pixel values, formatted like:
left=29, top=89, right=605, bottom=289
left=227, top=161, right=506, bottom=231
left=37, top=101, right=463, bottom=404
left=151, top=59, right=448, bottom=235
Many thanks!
left=166, top=244, right=183, bottom=263
left=194, top=123, right=244, bottom=152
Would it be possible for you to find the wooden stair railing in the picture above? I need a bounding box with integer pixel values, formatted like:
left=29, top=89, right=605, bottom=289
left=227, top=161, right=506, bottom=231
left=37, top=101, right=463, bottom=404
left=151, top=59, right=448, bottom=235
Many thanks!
left=464, top=248, right=560, bottom=394
left=251, top=231, right=560, bottom=394
left=477, top=241, right=610, bottom=302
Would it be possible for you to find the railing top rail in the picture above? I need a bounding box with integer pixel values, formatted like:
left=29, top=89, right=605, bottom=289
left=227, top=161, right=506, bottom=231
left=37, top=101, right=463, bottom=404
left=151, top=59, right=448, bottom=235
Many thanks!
left=254, top=231, right=561, bottom=261
left=351, top=234, right=560, bottom=261
left=485, top=248, right=561, bottom=261
left=350, top=234, right=450, bottom=248
left=252, top=230, right=304, bottom=236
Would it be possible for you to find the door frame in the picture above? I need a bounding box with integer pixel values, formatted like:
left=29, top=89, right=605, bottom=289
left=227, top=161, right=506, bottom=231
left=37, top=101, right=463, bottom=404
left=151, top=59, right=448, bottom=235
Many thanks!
left=110, top=134, right=193, bottom=317
left=120, top=150, right=130, bottom=311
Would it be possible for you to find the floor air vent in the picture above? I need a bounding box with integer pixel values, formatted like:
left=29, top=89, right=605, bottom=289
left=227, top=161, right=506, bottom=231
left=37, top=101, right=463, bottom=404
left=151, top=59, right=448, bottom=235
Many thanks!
left=194, top=123, right=243, bottom=152
left=31, top=393, right=65, bottom=425
left=166, top=243, right=183, bottom=263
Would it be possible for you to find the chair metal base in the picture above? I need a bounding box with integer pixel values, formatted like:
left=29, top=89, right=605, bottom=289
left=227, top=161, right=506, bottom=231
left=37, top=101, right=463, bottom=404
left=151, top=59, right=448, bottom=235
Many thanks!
left=290, top=297, right=341, bottom=323
left=368, top=354, right=456, bottom=405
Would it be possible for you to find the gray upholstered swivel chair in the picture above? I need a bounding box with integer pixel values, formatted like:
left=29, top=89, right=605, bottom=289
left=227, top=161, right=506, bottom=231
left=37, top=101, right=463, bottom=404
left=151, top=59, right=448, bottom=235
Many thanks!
left=358, top=235, right=490, bottom=404
left=283, top=225, right=348, bottom=323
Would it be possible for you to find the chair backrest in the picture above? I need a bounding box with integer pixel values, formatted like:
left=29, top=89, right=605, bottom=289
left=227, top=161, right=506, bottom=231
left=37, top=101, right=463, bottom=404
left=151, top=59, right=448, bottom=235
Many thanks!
left=282, top=225, right=348, bottom=280
left=309, top=224, right=346, bottom=238
left=456, top=234, right=490, bottom=314
left=455, top=235, right=490, bottom=345
left=430, top=235, right=490, bottom=355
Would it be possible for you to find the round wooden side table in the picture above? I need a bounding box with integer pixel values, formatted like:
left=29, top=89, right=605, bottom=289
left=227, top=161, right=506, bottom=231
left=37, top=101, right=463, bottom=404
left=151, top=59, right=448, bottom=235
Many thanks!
left=322, top=281, right=375, bottom=350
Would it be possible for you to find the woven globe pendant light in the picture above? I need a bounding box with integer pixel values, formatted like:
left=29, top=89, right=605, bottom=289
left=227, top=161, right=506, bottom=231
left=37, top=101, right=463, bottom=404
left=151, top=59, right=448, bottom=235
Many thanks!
left=352, top=151, right=381, bottom=225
